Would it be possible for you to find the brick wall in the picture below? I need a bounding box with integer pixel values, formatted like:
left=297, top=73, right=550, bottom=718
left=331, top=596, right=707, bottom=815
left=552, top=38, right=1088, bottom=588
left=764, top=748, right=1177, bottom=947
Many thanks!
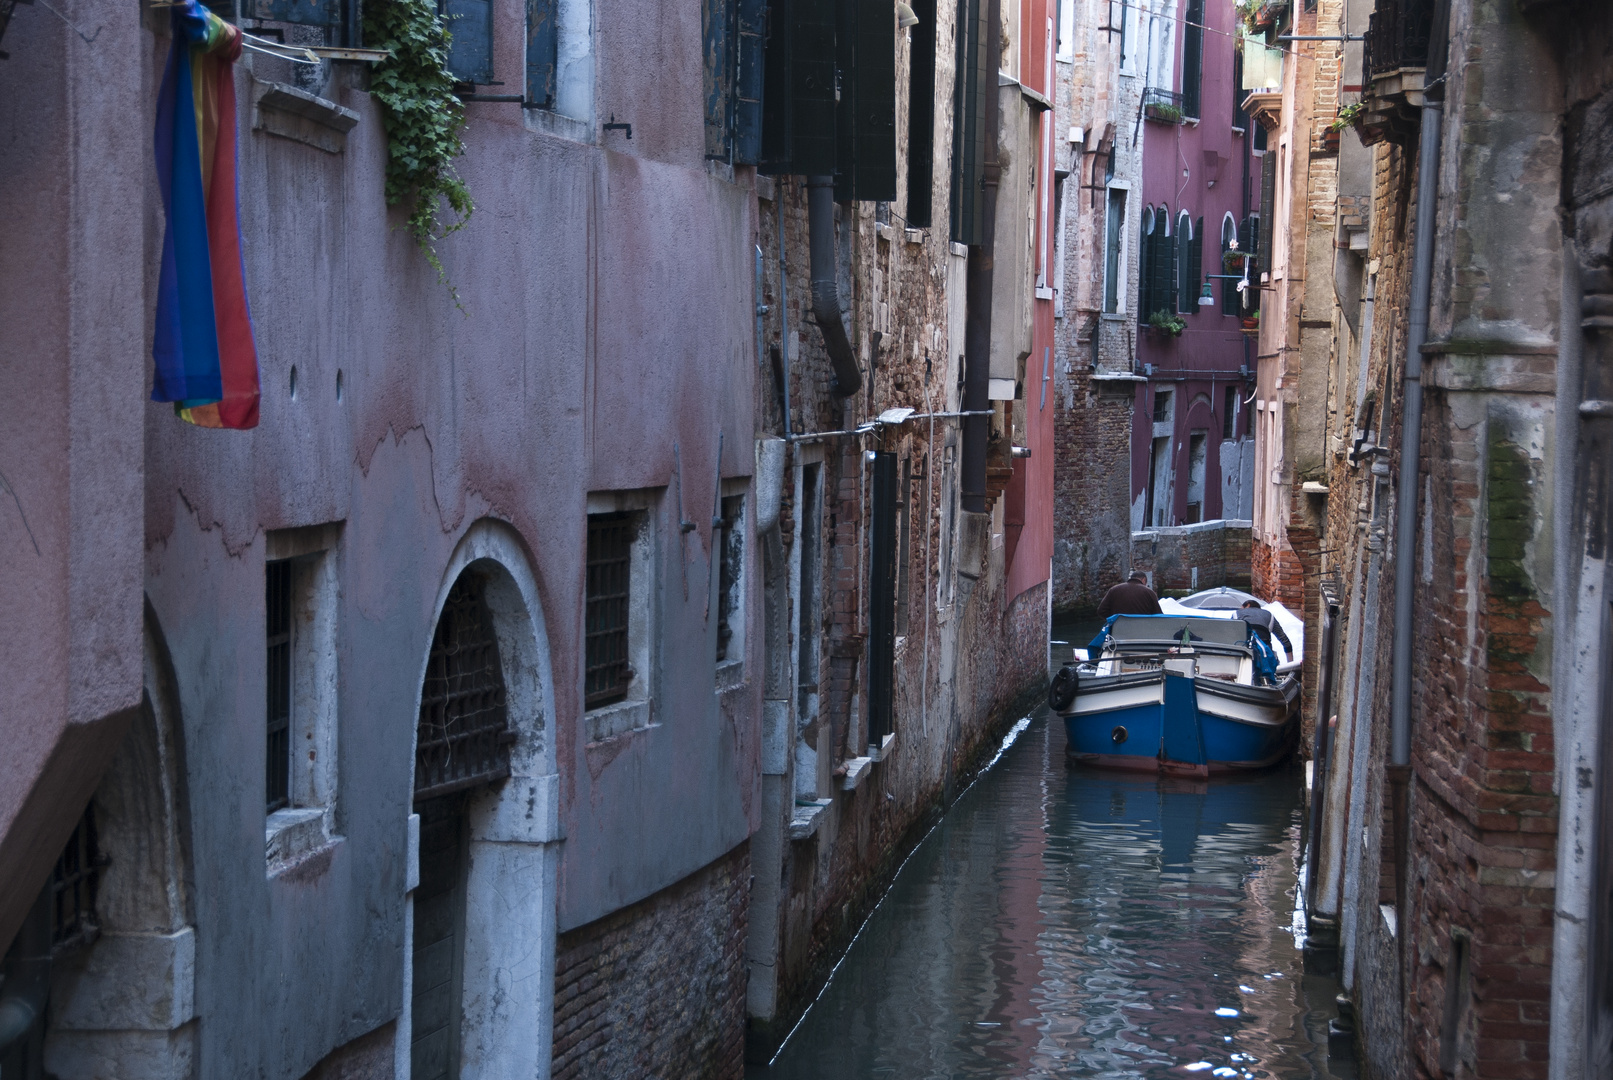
left=1053, top=371, right=1137, bottom=612
left=1129, top=521, right=1252, bottom=594
left=551, top=842, right=749, bottom=1080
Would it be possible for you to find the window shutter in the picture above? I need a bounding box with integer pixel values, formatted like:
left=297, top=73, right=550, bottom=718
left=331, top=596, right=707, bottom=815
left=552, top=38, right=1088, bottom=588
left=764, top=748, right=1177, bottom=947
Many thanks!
left=841, top=0, right=897, bottom=201
left=1190, top=217, right=1204, bottom=311
left=950, top=0, right=989, bottom=243
left=733, top=0, right=767, bottom=163
left=703, top=0, right=734, bottom=159
left=442, top=0, right=494, bottom=85
left=1260, top=151, right=1277, bottom=271
left=1182, top=0, right=1203, bottom=118
left=526, top=0, right=558, bottom=108
left=904, top=0, right=937, bottom=226
left=760, top=0, right=838, bottom=176
left=1153, top=225, right=1174, bottom=320
left=868, top=452, right=898, bottom=744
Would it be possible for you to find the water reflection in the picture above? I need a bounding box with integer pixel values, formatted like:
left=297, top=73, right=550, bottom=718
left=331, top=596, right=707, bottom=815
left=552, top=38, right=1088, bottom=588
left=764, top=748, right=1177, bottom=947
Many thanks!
left=753, top=704, right=1354, bottom=1080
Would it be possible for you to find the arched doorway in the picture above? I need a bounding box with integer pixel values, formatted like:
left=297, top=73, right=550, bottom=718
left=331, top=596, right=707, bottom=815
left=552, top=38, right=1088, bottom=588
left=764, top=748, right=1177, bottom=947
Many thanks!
left=410, top=570, right=512, bottom=1080
left=44, top=606, right=198, bottom=1077
left=403, top=521, right=560, bottom=1080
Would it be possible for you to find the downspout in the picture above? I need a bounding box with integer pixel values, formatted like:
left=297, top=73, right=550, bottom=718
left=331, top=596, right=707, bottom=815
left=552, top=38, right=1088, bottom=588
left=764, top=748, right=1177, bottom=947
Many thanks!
left=0, top=888, right=51, bottom=1059
left=1387, top=24, right=1447, bottom=939
left=960, top=0, right=1002, bottom=514
left=807, top=176, right=863, bottom=398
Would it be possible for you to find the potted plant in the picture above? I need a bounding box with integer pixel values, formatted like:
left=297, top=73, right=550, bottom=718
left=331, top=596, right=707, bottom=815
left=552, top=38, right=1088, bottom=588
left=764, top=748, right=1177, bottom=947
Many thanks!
left=1329, top=103, right=1365, bottom=132
left=1145, top=101, right=1184, bottom=123
left=1223, top=248, right=1249, bottom=270
left=1242, top=310, right=1260, bottom=331
left=1148, top=310, right=1187, bottom=337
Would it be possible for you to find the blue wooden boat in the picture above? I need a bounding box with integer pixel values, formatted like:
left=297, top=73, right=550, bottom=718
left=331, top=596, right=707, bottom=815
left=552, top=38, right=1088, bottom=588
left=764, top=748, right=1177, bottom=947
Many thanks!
left=1049, top=608, right=1300, bottom=776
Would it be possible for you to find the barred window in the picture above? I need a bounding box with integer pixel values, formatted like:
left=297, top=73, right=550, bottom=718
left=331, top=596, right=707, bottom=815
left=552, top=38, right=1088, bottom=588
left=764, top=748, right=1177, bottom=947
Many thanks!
left=52, top=803, right=105, bottom=951
left=716, top=497, right=744, bottom=663
left=586, top=514, right=634, bottom=706
left=266, top=559, right=293, bottom=813
left=415, top=573, right=514, bottom=800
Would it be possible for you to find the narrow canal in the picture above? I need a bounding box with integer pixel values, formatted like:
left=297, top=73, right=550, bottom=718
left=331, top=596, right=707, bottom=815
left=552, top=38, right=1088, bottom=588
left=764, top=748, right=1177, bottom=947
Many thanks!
left=753, top=623, right=1355, bottom=1080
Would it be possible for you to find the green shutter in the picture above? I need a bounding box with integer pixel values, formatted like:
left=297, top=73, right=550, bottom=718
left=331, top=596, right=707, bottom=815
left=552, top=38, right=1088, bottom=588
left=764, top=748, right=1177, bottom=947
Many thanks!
left=1137, top=210, right=1152, bottom=323
left=1189, top=217, right=1204, bottom=313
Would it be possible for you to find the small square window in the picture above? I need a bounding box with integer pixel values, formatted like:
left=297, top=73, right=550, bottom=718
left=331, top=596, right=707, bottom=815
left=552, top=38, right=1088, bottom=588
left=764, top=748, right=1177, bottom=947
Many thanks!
left=266, top=559, right=293, bottom=813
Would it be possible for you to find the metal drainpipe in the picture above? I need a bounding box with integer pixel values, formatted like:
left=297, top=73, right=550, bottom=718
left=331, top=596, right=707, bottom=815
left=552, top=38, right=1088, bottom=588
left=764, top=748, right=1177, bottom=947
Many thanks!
left=807, top=176, right=863, bottom=398
left=0, top=888, right=51, bottom=1062
left=960, top=0, right=1002, bottom=514
left=1387, top=96, right=1444, bottom=930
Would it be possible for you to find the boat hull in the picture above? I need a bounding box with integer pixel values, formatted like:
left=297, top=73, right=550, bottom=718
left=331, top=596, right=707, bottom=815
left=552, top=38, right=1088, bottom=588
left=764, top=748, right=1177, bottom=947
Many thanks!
left=1060, top=670, right=1298, bottom=775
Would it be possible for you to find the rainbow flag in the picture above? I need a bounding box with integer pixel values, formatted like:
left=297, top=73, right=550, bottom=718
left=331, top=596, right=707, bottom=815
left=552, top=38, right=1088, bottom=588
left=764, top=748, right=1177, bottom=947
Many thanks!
left=152, top=1, right=259, bottom=429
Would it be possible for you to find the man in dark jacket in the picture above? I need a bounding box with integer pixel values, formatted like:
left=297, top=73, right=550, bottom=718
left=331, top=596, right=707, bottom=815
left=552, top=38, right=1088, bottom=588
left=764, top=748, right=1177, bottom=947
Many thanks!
left=1097, top=572, right=1162, bottom=619
left=1236, top=599, right=1293, bottom=658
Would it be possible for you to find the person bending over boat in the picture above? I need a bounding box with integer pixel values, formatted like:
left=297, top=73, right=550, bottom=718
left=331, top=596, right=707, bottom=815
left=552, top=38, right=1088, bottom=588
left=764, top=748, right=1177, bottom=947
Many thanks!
left=1097, top=572, right=1162, bottom=619
left=1236, top=599, right=1292, bottom=659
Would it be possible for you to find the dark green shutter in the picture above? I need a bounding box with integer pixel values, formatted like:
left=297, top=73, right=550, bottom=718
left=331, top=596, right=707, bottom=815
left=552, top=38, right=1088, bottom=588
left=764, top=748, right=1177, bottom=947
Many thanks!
left=526, top=0, right=557, bottom=108
left=905, top=0, right=937, bottom=226
left=1182, top=0, right=1203, bottom=118
left=244, top=0, right=341, bottom=26
left=1189, top=217, right=1203, bottom=312
left=950, top=0, right=988, bottom=243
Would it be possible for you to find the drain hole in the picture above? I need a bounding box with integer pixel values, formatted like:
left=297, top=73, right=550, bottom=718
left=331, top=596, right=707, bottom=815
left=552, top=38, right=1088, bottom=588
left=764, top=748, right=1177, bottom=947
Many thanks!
left=1112, top=726, right=1128, bottom=745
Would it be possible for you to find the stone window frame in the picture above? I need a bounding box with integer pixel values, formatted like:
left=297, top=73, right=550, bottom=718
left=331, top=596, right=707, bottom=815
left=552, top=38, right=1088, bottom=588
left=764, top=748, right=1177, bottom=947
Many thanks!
left=713, top=478, right=749, bottom=691
left=264, top=522, right=344, bottom=874
left=583, top=489, right=660, bottom=744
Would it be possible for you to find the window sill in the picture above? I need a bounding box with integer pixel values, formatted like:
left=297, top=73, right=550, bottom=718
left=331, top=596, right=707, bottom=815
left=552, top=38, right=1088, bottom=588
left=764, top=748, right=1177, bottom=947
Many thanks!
left=789, top=799, right=832, bottom=841
left=586, top=697, right=651, bottom=744
left=840, top=756, right=873, bottom=791
left=253, top=81, right=360, bottom=154
left=266, top=807, right=333, bottom=872
left=524, top=106, right=592, bottom=144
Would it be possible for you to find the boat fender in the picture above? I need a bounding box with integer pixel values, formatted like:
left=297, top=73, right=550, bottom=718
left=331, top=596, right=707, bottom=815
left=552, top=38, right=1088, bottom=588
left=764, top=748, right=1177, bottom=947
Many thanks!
left=1048, top=664, right=1080, bottom=711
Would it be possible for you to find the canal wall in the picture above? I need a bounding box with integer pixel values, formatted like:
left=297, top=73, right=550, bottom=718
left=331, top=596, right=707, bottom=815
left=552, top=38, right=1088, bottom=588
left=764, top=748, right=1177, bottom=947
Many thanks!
left=749, top=575, right=1050, bottom=1060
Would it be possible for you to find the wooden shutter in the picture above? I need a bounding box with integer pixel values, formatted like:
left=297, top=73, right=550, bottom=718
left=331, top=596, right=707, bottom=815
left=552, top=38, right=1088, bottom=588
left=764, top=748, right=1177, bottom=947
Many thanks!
left=905, top=0, right=938, bottom=226
left=733, top=0, right=767, bottom=163
left=950, top=0, right=989, bottom=243
left=835, top=0, right=898, bottom=201
left=703, top=0, right=734, bottom=158
left=1182, top=0, right=1203, bottom=118
left=442, top=0, right=493, bottom=84
left=244, top=0, right=342, bottom=27
left=1190, top=217, right=1204, bottom=312
left=760, top=0, right=839, bottom=176
left=1137, top=209, right=1153, bottom=322
left=1260, top=151, right=1277, bottom=272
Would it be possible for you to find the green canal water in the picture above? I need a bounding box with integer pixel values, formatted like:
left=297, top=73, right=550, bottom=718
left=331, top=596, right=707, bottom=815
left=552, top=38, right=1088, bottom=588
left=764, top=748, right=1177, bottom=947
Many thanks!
left=752, top=623, right=1355, bottom=1080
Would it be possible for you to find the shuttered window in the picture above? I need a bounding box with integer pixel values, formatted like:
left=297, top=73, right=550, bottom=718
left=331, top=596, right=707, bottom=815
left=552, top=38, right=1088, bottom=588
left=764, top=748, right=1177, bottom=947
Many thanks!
left=1178, top=214, right=1203, bottom=313
left=1181, top=0, right=1204, bottom=119
left=950, top=0, right=990, bottom=243
left=1103, top=188, right=1126, bottom=313
left=1138, top=205, right=1155, bottom=322
left=905, top=0, right=938, bottom=227
left=868, top=452, right=898, bottom=745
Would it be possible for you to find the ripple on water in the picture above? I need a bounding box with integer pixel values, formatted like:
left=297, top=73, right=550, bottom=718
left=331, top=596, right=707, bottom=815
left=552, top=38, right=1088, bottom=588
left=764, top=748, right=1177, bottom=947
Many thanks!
left=753, top=706, right=1356, bottom=1080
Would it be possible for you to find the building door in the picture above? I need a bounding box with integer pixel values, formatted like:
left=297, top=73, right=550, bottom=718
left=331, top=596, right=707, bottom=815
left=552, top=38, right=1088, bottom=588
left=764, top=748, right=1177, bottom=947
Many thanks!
left=411, top=795, right=468, bottom=1080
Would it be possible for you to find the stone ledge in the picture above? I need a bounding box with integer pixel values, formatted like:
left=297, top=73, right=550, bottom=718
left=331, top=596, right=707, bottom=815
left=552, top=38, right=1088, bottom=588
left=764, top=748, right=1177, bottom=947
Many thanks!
left=253, top=81, right=360, bottom=153
left=867, top=731, right=897, bottom=762
left=840, top=756, right=873, bottom=791
left=788, top=799, right=832, bottom=841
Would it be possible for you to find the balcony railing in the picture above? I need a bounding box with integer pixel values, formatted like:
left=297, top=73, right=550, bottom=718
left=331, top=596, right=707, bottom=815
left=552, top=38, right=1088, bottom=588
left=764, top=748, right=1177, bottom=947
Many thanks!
left=1142, top=87, right=1186, bottom=124
left=1362, top=0, right=1434, bottom=78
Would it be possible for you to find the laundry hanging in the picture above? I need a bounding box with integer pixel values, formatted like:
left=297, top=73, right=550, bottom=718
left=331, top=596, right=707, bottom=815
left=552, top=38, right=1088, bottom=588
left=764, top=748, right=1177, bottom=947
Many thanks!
left=152, top=0, right=260, bottom=429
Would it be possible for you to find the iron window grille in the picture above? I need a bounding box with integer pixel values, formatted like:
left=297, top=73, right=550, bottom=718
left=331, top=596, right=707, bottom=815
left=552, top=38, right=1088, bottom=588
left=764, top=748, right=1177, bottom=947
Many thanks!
left=1362, top=0, right=1433, bottom=79
left=414, top=573, right=515, bottom=800
left=52, top=803, right=107, bottom=952
left=266, top=559, right=293, bottom=813
left=585, top=514, right=634, bottom=707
